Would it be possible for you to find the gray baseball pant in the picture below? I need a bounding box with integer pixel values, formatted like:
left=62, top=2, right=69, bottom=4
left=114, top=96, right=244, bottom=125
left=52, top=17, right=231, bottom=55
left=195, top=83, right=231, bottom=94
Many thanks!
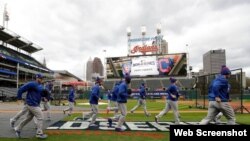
left=156, top=100, right=180, bottom=124
left=15, top=105, right=44, bottom=135
left=199, top=101, right=235, bottom=125
left=116, top=103, right=127, bottom=128
left=83, top=104, right=98, bottom=125
left=11, top=104, right=28, bottom=122
left=130, top=98, right=149, bottom=115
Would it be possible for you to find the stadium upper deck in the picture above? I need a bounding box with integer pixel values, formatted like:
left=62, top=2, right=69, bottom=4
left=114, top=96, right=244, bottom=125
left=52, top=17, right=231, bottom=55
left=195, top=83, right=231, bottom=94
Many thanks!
left=0, top=25, right=53, bottom=87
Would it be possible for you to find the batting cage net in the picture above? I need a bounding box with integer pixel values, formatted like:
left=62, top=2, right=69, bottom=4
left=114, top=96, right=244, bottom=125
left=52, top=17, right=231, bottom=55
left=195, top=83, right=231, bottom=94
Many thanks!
left=194, top=68, right=250, bottom=114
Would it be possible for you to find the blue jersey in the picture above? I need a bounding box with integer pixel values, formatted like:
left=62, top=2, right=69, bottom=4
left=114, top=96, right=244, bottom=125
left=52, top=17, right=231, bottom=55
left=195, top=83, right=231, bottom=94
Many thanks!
left=17, top=81, right=44, bottom=107
left=111, top=83, right=119, bottom=101
left=166, top=84, right=179, bottom=101
left=89, top=84, right=100, bottom=104
left=107, top=91, right=112, bottom=100
left=208, top=75, right=230, bottom=102
left=117, top=82, right=128, bottom=103
left=44, top=83, right=53, bottom=101
left=45, top=82, right=53, bottom=92
left=139, top=85, right=146, bottom=99
left=68, top=88, right=75, bottom=102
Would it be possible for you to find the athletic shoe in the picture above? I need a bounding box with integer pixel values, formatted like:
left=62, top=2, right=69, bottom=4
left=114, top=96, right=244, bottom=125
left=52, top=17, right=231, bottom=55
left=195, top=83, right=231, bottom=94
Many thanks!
left=108, top=118, right=112, bottom=127
left=10, top=119, right=15, bottom=128
left=14, top=128, right=21, bottom=138
left=146, top=113, right=151, bottom=117
left=155, top=116, right=159, bottom=123
left=115, top=127, right=125, bottom=132
left=36, top=134, right=48, bottom=139
left=130, top=111, right=134, bottom=114
left=214, top=118, right=222, bottom=124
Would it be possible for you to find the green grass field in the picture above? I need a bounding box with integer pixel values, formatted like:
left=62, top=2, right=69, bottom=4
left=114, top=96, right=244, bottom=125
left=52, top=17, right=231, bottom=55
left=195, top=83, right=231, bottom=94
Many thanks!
left=1, top=99, right=250, bottom=141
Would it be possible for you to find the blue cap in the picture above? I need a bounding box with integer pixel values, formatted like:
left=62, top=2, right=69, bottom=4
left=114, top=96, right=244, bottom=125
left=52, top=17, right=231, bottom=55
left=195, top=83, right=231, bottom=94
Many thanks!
left=124, top=73, right=131, bottom=82
left=35, top=74, right=43, bottom=79
left=170, top=77, right=176, bottom=83
left=141, top=82, right=145, bottom=86
left=221, top=65, right=231, bottom=75
left=96, top=77, right=101, bottom=83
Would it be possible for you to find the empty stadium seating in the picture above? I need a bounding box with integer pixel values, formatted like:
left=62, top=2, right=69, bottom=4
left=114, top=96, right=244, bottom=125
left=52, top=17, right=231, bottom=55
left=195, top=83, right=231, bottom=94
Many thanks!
left=145, top=79, right=162, bottom=90
left=130, top=79, right=144, bottom=89
left=102, top=81, right=115, bottom=90
left=0, top=87, right=18, bottom=101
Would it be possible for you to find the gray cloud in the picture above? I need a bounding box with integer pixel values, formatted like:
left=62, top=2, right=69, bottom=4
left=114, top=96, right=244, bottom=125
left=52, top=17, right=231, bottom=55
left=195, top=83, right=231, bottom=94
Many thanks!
left=2, top=0, right=250, bottom=79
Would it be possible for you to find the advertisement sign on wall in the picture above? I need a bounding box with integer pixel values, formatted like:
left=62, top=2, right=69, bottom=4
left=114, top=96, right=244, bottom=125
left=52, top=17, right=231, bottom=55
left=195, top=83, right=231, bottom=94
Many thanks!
left=106, top=53, right=187, bottom=78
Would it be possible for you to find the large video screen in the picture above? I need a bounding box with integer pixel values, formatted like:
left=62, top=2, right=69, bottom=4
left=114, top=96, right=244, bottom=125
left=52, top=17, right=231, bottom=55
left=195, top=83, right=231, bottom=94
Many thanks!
left=106, top=53, right=187, bottom=78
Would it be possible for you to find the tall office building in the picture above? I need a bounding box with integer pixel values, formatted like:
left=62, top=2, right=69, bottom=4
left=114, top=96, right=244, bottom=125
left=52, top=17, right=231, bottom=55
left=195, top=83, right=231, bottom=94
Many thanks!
left=93, top=57, right=104, bottom=76
left=161, top=40, right=168, bottom=54
left=86, top=57, right=93, bottom=81
left=203, top=49, right=226, bottom=74
left=152, top=38, right=168, bottom=54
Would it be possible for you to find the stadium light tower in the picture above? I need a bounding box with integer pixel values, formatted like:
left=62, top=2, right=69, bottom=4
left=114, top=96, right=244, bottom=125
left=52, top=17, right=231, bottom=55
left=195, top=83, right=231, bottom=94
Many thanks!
left=141, top=26, right=146, bottom=45
left=2, top=4, right=9, bottom=28
left=126, top=27, right=131, bottom=56
left=186, top=44, right=191, bottom=78
left=156, top=23, right=162, bottom=54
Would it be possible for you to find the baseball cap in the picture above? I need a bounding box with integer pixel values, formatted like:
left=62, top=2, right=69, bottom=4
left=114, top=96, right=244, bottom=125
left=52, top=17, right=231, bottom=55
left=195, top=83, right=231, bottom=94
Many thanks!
left=169, top=77, right=176, bottom=83
left=96, top=77, right=101, bottom=83
left=124, top=73, right=131, bottom=82
left=221, top=65, right=231, bottom=75
left=35, top=73, right=43, bottom=79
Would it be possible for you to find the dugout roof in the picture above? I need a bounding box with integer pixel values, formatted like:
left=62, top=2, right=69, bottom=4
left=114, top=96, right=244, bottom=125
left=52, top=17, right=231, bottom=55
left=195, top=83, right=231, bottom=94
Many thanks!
left=0, top=25, right=42, bottom=54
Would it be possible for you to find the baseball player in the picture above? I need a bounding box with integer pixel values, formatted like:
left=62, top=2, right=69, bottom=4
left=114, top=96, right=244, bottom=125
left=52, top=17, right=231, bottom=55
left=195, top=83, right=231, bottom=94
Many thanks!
left=106, top=89, right=112, bottom=114
left=108, top=74, right=132, bottom=132
left=106, top=81, right=121, bottom=123
left=14, top=74, right=48, bottom=139
left=83, top=77, right=102, bottom=127
left=199, top=65, right=235, bottom=125
left=10, top=88, right=50, bottom=128
left=155, top=77, right=180, bottom=124
left=63, top=85, right=76, bottom=116
left=130, top=82, right=150, bottom=116
left=213, top=84, right=231, bottom=124
left=41, top=81, right=53, bottom=120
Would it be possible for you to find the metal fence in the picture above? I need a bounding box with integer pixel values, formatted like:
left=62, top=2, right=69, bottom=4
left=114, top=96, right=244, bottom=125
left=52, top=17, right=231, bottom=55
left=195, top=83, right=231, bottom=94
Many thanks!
left=194, top=68, right=249, bottom=114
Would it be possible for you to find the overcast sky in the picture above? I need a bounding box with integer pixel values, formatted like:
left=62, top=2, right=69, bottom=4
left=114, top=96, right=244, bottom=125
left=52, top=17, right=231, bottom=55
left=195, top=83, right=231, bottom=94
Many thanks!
left=1, top=0, right=250, bottom=79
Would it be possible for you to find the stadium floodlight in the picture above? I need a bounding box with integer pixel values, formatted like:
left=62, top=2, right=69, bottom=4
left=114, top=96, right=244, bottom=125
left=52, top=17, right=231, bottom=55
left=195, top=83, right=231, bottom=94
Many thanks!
left=156, top=23, right=161, bottom=34
left=126, top=26, right=132, bottom=56
left=126, top=27, right=131, bottom=37
left=141, top=26, right=146, bottom=36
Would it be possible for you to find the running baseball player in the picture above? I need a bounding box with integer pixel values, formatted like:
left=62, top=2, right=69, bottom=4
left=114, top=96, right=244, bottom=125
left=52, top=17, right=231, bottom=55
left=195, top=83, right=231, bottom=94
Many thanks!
left=130, top=82, right=150, bottom=116
left=63, top=85, right=76, bottom=116
left=213, top=84, right=231, bottom=124
left=106, top=81, right=121, bottom=116
left=106, top=89, right=112, bottom=114
left=41, top=81, right=53, bottom=120
left=14, top=74, right=48, bottom=139
left=155, top=77, right=180, bottom=124
left=83, top=77, right=102, bottom=127
left=108, top=74, right=132, bottom=132
left=199, top=65, right=235, bottom=125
